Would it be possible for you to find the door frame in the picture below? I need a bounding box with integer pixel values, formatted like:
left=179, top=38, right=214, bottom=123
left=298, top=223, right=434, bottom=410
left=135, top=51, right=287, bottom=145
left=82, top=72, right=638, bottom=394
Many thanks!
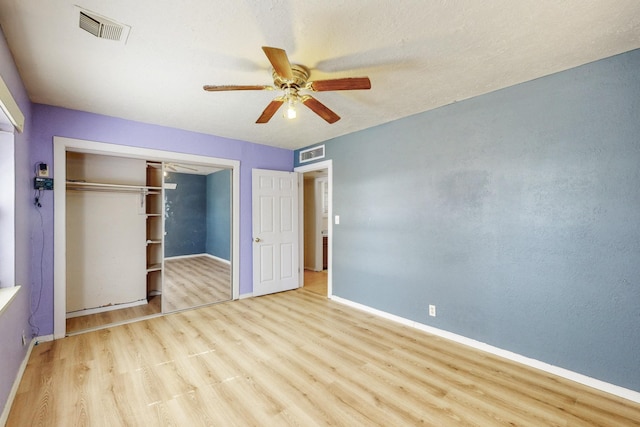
left=53, top=136, right=240, bottom=339
left=294, top=159, right=332, bottom=297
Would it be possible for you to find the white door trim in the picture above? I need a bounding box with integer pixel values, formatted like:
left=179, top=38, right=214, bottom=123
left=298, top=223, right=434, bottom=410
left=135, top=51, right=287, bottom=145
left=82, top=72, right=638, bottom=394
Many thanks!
left=294, top=160, right=332, bottom=297
left=53, top=136, right=240, bottom=339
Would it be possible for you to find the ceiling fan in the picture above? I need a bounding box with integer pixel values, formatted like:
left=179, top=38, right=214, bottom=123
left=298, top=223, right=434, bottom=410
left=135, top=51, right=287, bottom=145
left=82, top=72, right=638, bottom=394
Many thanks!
left=203, top=46, right=371, bottom=124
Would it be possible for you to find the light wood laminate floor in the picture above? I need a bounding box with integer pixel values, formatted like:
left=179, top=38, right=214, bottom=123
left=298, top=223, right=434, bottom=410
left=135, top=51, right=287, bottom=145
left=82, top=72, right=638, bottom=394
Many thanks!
left=66, top=295, right=161, bottom=334
left=66, top=256, right=231, bottom=334
left=303, top=269, right=327, bottom=296
left=10, top=288, right=640, bottom=426
left=163, top=255, right=231, bottom=312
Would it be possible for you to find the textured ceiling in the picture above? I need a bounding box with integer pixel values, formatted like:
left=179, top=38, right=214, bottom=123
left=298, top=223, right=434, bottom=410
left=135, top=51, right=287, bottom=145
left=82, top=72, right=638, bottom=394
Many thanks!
left=1, top=1, right=639, bottom=149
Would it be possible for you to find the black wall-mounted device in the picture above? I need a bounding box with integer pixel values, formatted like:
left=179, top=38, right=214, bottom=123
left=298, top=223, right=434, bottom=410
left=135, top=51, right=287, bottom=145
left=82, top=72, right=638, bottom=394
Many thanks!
left=34, top=177, right=54, bottom=190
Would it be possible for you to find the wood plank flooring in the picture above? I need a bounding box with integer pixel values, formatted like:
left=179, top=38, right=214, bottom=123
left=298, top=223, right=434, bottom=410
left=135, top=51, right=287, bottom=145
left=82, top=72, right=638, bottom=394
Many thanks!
left=303, top=269, right=327, bottom=296
left=66, top=256, right=231, bottom=334
left=66, top=295, right=161, bottom=334
left=10, top=288, right=640, bottom=426
left=163, top=256, right=231, bottom=312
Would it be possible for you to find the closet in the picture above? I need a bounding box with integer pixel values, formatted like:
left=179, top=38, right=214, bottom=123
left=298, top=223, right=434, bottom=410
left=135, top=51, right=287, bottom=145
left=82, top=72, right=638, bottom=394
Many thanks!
left=65, top=152, right=164, bottom=317
left=54, top=136, right=240, bottom=338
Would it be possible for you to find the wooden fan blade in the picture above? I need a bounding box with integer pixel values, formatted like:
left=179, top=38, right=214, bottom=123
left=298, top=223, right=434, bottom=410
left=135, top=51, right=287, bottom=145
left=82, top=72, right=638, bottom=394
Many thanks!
left=301, top=95, right=340, bottom=124
left=203, top=85, right=274, bottom=91
left=262, top=46, right=294, bottom=80
left=307, top=77, right=371, bottom=91
left=256, top=98, right=285, bottom=124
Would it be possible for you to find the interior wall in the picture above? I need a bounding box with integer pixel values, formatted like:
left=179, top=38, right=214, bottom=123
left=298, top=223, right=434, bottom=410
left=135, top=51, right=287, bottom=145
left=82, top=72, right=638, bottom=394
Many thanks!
left=30, top=104, right=293, bottom=336
left=295, top=49, right=640, bottom=392
left=65, top=152, right=148, bottom=312
left=164, top=172, right=207, bottom=257
left=0, top=26, right=33, bottom=419
left=206, top=169, right=231, bottom=261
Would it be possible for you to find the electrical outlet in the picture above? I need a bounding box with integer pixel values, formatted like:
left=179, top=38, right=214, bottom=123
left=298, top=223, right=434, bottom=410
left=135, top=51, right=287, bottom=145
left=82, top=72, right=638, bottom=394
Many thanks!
left=38, top=163, right=49, bottom=177
left=429, top=305, right=436, bottom=317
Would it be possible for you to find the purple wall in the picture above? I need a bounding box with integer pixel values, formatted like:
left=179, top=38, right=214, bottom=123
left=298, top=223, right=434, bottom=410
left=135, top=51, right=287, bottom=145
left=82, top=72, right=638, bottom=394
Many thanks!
left=31, top=104, right=293, bottom=335
left=0, top=27, right=33, bottom=417
left=1, top=19, right=291, bottom=413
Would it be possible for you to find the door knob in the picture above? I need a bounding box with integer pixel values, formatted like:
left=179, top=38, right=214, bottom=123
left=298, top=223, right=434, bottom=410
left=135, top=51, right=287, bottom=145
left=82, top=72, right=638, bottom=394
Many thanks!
left=254, top=237, right=261, bottom=242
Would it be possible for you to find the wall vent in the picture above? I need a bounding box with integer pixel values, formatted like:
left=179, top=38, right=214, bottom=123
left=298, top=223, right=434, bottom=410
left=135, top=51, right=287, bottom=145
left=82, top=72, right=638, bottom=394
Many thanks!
left=78, top=8, right=130, bottom=43
left=299, top=145, right=325, bottom=163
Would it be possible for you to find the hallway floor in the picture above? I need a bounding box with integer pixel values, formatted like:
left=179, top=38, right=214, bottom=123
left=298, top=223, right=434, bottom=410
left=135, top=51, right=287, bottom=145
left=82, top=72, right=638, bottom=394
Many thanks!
left=303, top=270, right=327, bottom=296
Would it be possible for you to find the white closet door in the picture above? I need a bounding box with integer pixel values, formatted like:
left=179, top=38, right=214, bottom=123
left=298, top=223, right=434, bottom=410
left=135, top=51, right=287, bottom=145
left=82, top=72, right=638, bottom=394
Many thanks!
left=66, top=190, right=146, bottom=312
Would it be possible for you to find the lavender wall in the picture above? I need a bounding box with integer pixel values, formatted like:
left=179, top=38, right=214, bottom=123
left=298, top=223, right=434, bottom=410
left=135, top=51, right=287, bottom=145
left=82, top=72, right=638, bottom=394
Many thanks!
left=0, top=27, right=33, bottom=417
left=30, top=104, right=293, bottom=335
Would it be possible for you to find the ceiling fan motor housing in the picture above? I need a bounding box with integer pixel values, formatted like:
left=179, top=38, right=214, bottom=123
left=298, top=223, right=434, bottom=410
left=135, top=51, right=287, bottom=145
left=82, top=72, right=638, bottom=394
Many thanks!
left=272, top=64, right=310, bottom=90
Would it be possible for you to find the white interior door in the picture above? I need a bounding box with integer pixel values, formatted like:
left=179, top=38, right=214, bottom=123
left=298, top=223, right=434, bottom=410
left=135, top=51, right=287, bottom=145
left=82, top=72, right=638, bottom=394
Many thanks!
left=252, top=169, right=299, bottom=296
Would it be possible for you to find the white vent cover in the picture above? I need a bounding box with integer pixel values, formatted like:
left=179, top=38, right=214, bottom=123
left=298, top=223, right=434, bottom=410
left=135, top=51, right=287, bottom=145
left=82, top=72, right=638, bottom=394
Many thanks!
left=299, top=145, right=325, bottom=163
left=77, top=8, right=130, bottom=43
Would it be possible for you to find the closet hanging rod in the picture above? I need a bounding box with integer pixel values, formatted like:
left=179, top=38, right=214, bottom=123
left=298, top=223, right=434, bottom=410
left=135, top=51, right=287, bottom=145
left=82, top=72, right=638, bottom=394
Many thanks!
left=66, top=181, right=161, bottom=194
left=66, top=187, right=157, bottom=194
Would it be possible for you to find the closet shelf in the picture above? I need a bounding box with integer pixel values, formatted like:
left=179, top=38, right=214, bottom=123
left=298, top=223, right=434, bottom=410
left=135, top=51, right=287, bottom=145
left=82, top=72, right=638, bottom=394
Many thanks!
left=66, top=181, right=162, bottom=193
left=146, top=263, right=162, bottom=272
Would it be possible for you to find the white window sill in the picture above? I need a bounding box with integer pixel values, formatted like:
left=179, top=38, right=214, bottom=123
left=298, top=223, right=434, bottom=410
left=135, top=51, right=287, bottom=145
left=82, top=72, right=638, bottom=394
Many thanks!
left=0, top=285, right=21, bottom=316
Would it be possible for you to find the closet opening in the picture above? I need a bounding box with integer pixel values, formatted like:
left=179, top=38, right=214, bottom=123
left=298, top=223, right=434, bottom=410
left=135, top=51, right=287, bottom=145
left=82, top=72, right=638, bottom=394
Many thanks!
left=53, top=137, right=240, bottom=338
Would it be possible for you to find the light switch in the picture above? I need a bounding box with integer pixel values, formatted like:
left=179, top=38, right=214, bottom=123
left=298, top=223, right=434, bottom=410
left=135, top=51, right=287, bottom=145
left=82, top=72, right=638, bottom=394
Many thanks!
left=335, top=215, right=340, bottom=225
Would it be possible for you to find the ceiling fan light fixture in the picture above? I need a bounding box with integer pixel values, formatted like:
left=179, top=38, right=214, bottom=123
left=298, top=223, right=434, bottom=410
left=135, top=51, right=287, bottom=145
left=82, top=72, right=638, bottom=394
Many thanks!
left=286, top=102, right=297, bottom=119
left=284, top=87, right=298, bottom=119
left=286, top=96, right=298, bottom=119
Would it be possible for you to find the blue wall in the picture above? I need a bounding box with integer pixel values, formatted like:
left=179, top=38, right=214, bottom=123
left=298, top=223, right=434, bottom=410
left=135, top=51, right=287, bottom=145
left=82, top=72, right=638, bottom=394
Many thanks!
left=164, top=172, right=207, bottom=257
left=164, top=170, right=232, bottom=260
left=206, top=169, right=231, bottom=260
left=296, top=49, right=640, bottom=392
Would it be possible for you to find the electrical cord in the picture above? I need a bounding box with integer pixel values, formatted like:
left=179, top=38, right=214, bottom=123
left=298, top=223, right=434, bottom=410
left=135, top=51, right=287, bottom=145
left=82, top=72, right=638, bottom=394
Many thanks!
left=29, top=162, right=46, bottom=337
left=33, top=188, right=43, bottom=207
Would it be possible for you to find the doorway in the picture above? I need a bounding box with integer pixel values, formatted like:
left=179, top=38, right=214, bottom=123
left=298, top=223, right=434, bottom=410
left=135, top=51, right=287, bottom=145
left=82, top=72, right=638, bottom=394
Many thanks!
left=295, top=160, right=332, bottom=297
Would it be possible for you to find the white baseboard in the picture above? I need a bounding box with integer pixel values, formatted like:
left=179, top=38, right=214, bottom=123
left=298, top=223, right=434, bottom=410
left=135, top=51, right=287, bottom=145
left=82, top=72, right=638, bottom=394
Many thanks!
left=165, top=253, right=231, bottom=264
left=34, top=334, right=54, bottom=343
left=239, top=292, right=253, bottom=300
left=330, top=295, right=640, bottom=404
left=203, top=253, right=231, bottom=264
left=165, top=253, right=202, bottom=260
left=1, top=336, right=37, bottom=426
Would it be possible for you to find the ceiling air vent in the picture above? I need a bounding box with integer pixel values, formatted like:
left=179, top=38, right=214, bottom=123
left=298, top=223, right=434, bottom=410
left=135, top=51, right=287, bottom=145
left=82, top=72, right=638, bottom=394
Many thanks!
left=78, top=9, right=130, bottom=43
left=299, top=145, right=325, bottom=163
